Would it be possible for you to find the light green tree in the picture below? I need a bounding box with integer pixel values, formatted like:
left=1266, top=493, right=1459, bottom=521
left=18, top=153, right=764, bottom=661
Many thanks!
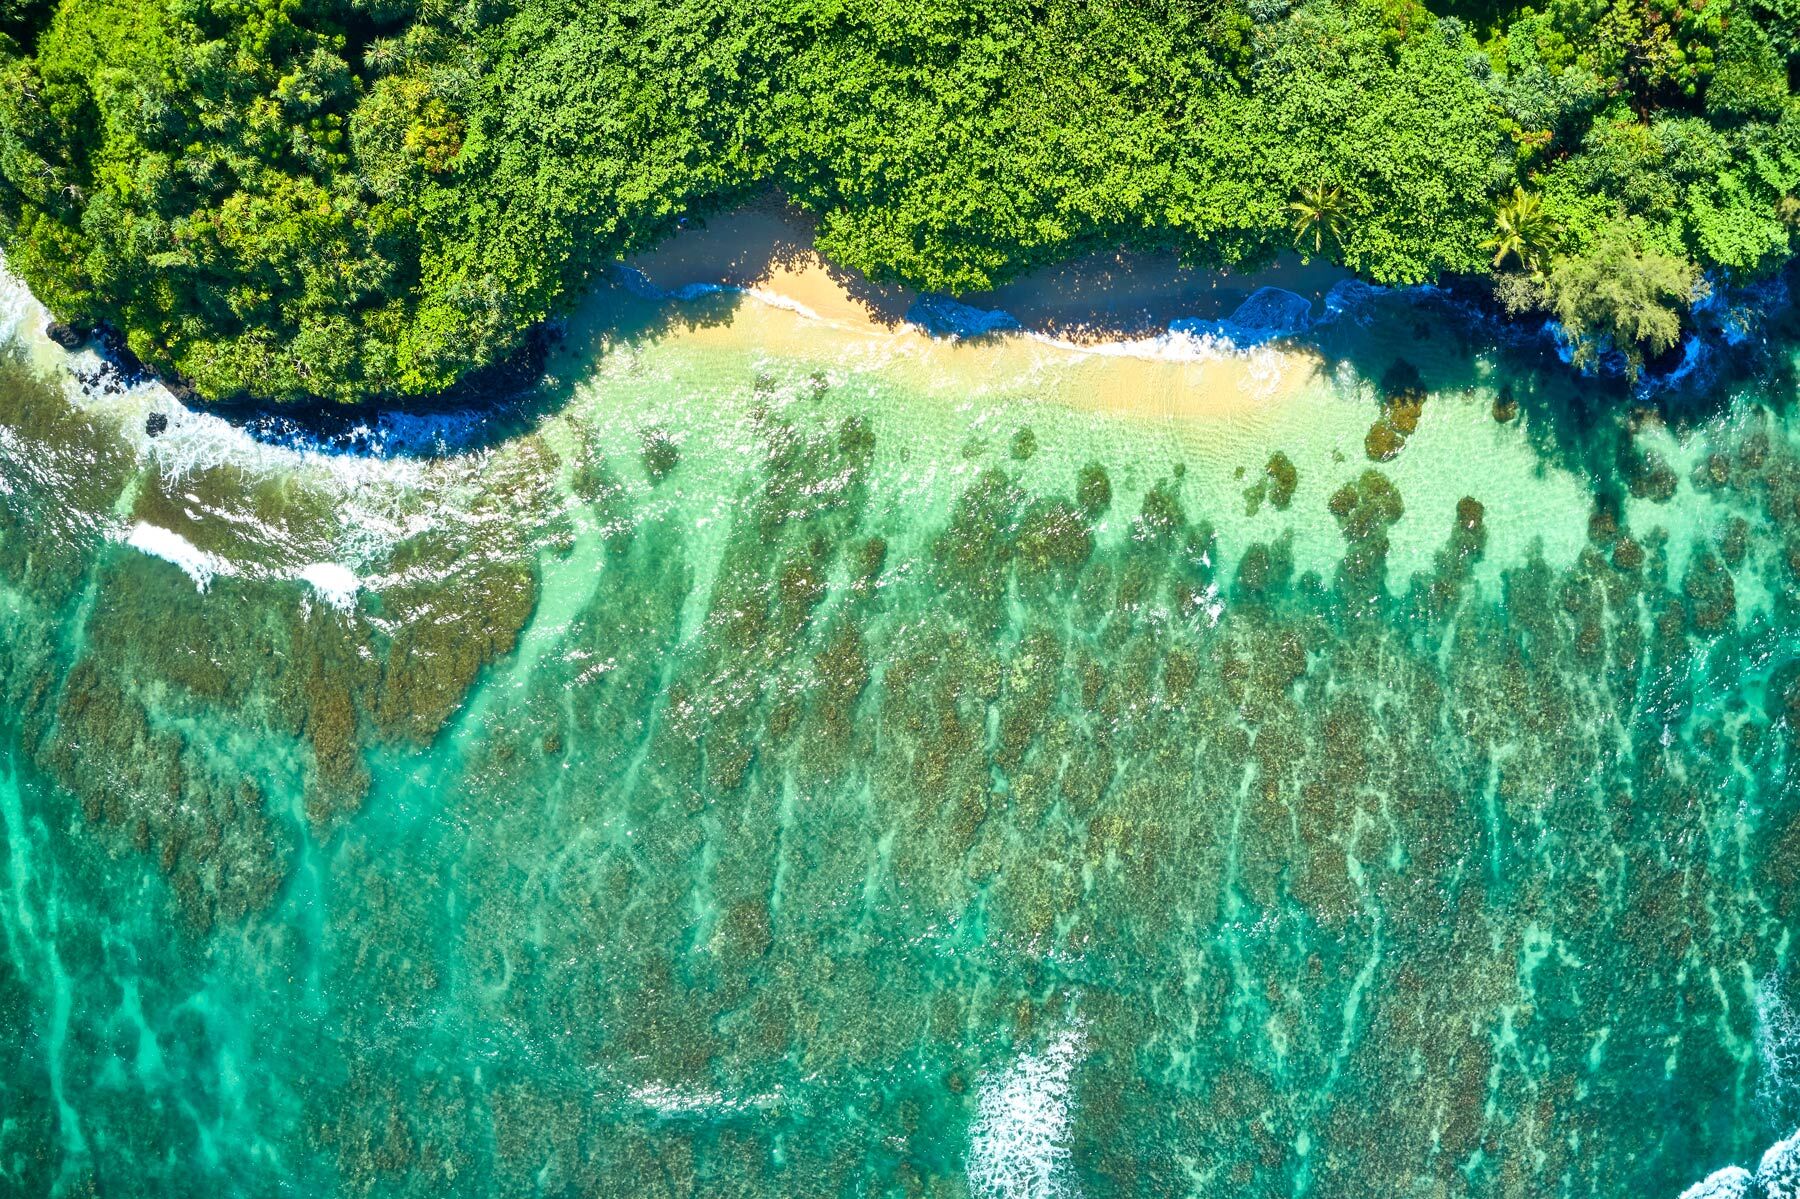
left=1546, top=224, right=1706, bottom=381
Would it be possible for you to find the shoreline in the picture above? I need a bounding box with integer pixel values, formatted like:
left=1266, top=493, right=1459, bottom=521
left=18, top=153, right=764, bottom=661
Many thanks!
left=572, top=266, right=1330, bottom=428
left=621, top=205, right=1794, bottom=417
left=573, top=201, right=1354, bottom=426
left=619, top=199, right=1354, bottom=344
left=28, top=200, right=1355, bottom=433
left=29, top=194, right=1770, bottom=448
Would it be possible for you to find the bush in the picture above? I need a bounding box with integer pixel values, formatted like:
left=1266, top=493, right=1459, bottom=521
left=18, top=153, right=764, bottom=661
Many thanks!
left=1708, top=16, right=1789, bottom=120
left=1546, top=223, right=1706, bottom=378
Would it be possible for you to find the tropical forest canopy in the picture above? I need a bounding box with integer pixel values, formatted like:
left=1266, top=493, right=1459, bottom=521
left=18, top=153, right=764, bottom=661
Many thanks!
left=0, top=0, right=1796, bottom=401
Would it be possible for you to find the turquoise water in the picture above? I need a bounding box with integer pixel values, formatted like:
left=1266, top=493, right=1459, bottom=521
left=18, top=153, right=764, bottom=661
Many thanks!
left=1, top=272, right=1799, bottom=1199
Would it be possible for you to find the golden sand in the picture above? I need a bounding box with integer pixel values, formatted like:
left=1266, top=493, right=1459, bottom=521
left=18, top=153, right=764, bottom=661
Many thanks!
left=595, top=204, right=1333, bottom=424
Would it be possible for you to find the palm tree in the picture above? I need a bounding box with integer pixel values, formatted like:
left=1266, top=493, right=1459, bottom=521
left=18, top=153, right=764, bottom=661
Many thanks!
left=1289, top=178, right=1347, bottom=256
left=1485, top=187, right=1556, bottom=274
left=364, top=37, right=404, bottom=75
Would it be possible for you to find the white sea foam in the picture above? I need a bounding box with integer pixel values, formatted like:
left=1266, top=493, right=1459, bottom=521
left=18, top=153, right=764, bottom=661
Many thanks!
left=0, top=253, right=44, bottom=346
left=631, top=1082, right=732, bottom=1115
left=1762, top=1131, right=1800, bottom=1199
left=1022, top=326, right=1239, bottom=365
left=1686, top=1128, right=1800, bottom=1199
left=137, top=398, right=435, bottom=488
left=967, top=1024, right=1086, bottom=1199
left=629, top=1081, right=777, bottom=1116
left=296, top=562, right=360, bottom=612
left=663, top=262, right=1366, bottom=368
left=743, top=287, right=826, bottom=323
left=907, top=294, right=1022, bottom=339
left=1672, top=977, right=1800, bottom=1199
left=1678, top=1165, right=1752, bottom=1199
left=120, top=522, right=233, bottom=591
left=618, top=264, right=822, bottom=322
left=1758, top=976, right=1800, bottom=1131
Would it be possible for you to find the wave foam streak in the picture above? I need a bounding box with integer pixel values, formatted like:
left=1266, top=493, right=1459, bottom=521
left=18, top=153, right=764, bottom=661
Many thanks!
left=967, top=1025, right=1086, bottom=1199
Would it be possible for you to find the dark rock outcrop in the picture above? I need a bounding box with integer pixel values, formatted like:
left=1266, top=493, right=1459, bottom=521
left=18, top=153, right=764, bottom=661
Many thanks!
left=45, top=321, right=87, bottom=349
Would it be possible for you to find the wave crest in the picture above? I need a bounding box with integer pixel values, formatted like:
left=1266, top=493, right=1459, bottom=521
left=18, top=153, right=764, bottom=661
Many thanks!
left=967, top=1024, right=1086, bottom=1199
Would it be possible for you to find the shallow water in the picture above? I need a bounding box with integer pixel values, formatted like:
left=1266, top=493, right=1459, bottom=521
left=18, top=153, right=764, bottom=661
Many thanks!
left=1, top=269, right=1799, bottom=1199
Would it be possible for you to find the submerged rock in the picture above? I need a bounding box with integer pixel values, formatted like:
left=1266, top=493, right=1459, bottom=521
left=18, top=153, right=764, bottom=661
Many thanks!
left=1493, top=385, right=1519, bottom=422
left=906, top=294, right=1021, bottom=338
left=1265, top=452, right=1298, bottom=509
left=1226, top=286, right=1313, bottom=338
left=640, top=425, right=679, bottom=481
left=1076, top=462, right=1112, bottom=515
left=1628, top=448, right=1680, bottom=502
left=1365, top=359, right=1427, bottom=462
left=1009, top=426, right=1037, bottom=461
left=1456, top=495, right=1484, bottom=531
left=1244, top=451, right=1299, bottom=514
left=1365, top=419, right=1405, bottom=462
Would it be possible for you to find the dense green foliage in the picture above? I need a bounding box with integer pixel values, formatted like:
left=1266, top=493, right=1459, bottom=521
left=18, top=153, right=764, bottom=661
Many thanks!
left=0, top=0, right=1797, bottom=400
left=1546, top=224, right=1707, bottom=377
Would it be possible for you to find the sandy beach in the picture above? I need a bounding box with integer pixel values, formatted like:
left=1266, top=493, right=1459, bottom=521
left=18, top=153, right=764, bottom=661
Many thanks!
left=600, top=198, right=1344, bottom=423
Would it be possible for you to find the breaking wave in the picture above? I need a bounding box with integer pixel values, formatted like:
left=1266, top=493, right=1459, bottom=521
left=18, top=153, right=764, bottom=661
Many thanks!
left=967, top=1024, right=1087, bottom=1199
left=1675, top=977, right=1800, bottom=1199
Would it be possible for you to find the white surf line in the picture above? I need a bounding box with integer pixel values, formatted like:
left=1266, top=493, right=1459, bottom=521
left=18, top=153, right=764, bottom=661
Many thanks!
left=118, top=521, right=364, bottom=613
left=967, top=1022, right=1087, bottom=1199
left=295, top=562, right=361, bottom=612
left=120, top=522, right=234, bottom=591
